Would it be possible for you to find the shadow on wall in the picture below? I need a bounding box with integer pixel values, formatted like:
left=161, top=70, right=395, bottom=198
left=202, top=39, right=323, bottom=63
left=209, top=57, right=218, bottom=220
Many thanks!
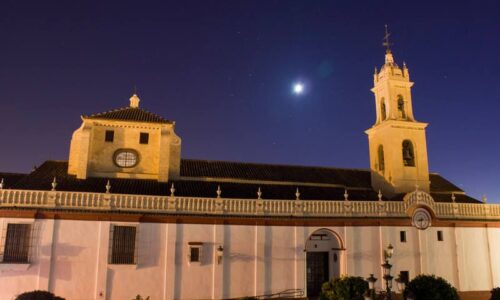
left=223, top=225, right=231, bottom=299
left=371, top=171, right=394, bottom=197
left=137, top=224, right=162, bottom=269
left=264, top=226, right=272, bottom=295
left=173, top=224, right=184, bottom=300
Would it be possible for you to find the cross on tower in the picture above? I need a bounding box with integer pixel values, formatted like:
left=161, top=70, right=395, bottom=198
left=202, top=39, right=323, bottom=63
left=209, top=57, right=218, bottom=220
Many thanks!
left=383, top=24, right=393, bottom=53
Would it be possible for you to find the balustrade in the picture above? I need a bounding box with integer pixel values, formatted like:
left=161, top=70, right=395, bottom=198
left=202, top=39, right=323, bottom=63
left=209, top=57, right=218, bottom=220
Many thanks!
left=0, top=189, right=499, bottom=220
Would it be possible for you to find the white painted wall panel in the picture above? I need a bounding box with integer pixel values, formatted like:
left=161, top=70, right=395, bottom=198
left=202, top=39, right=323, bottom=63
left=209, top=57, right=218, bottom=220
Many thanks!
left=0, top=218, right=498, bottom=300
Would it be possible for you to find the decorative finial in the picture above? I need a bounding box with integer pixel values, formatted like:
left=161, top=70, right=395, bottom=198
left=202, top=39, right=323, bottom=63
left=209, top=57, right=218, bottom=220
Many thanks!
left=344, top=189, right=349, bottom=201
left=295, top=188, right=300, bottom=200
left=105, top=180, right=111, bottom=194
left=0, top=178, right=4, bottom=189
left=378, top=189, right=383, bottom=202
left=216, top=185, right=222, bottom=198
left=129, top=93, right=140, bottom=108
left=170, top=183, right=175, bottom=197
left=403, top=61, right=407, bottom=68
left=451, top=192, right=456, bottom=203
left=482, top=195, right=487, bottom=204
left=415, top=184, right=419, bottom=191
left=51, top=177, right=57, bottom=191
left=383, top=24, right=392, bottom=53
left=257, top=187, right=262, bottom=200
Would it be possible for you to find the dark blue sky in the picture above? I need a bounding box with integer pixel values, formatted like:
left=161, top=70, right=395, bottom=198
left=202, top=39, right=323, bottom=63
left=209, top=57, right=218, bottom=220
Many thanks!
left=1, top=1, right=499, bottom=202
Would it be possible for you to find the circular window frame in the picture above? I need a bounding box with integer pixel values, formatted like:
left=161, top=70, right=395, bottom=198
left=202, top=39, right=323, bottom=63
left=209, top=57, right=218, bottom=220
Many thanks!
left=113, top=149, right=140, bottom=168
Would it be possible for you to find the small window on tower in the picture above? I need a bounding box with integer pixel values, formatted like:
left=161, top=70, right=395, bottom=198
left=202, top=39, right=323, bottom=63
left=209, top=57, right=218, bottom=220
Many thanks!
left=139, top=133, right=149, bottom=144
left=397, top=95, right=406, bottom=119
left=381, top=98, right=387, bottom=121
left=402, top=140, right=415, bottom=167
left=378, top=145, right=385, bottom=171
left=105, top=130, right=114, bottom=142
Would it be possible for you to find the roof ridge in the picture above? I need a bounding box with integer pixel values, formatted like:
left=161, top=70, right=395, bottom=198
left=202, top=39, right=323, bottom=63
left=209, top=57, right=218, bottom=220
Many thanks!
left=0, top=171, right=27, bottom=176
left=181, top=158, right=371, bottom=172
left=82, top=106, right=130, bottom=118
left=82, top=106, right=172, bottom=124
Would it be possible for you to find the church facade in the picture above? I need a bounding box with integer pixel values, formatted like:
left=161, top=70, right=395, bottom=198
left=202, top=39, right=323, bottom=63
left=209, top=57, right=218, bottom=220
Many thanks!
left=0, top=48, right=499, bottom=300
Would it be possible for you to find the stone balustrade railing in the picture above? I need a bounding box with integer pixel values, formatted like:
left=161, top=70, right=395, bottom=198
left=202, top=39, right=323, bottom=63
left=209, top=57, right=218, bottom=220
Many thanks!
left=1, top=189, right=499, bottom=220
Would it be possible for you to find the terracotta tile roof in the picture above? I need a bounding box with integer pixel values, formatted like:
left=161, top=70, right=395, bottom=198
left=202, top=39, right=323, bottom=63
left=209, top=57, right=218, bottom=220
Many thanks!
left=0, top=172, right=27, bottom=188
left=180, top=159, right=372, bottom=188
left=6, top=160, right=480, bottom=203
left=83, top=107, right=172, bottom=124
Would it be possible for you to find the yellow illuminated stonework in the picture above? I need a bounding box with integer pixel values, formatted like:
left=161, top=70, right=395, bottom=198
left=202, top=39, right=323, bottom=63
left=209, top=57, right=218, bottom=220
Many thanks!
left=366, top=50, right=430, bottom=196
left=68, top=94, right=181, bottom=182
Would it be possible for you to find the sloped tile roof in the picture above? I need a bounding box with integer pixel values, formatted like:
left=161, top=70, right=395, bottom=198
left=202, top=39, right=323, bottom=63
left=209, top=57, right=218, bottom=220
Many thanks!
left=83, top=107, right=172, bottom=124
left=180, top=159, right=372, bottom=188
left=0, top=172, right=27, bottom=188
left=6, top=160, right=480, bottom=203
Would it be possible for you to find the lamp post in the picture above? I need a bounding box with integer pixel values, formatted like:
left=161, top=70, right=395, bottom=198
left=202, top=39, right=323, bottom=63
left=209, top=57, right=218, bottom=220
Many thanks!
left=382, top=243, right=394, bottom=300
left=395, top=274, right=406, bottom=294
left=365, top=273, right=377, bottom=300
left=216, top=245, right=224, bottom=264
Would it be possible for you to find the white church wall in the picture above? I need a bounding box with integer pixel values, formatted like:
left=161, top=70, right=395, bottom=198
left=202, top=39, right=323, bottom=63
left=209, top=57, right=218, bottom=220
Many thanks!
left=49, top=220, right=100, bottom=297
left=420, top=227, right=459, bottom=288
left=174, top=223, right=215, bottom=300
left=0, top=218, right=47, bottom=298
left=345, top=226, right=380, bottom=283
left=106, top=222, right=167, bottom=300
left=378, top=226, right=420, bottom=291
left=224, top=225, right=256, bottom=298
left=456, top=227, right=493, bottom=291
left=0, top=217, right=499, bottom=300
left=488, top=228, right=500, bottom=288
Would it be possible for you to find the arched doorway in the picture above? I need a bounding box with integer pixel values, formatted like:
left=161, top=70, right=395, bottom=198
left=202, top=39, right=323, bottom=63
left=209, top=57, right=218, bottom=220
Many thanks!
left=305, top=229, right=343, bottom=298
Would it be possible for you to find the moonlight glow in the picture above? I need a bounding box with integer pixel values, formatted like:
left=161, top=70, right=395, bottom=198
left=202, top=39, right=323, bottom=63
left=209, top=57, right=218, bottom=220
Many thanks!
left=293, top=82, right=304, bottom=94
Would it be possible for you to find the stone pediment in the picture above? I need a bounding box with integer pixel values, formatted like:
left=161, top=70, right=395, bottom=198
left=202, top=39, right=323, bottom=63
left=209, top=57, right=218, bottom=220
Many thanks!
left=404, top=189, right=435, bottom=206
left=403, top=189, right=436, bottom=217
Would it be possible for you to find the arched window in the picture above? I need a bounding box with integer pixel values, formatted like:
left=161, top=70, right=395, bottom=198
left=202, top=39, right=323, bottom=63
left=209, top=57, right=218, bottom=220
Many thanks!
left=378, top=145, right=385, bottom=171
left=380, top=98, right=386, bottom=121
left=397, top=95, right=406, bottom=119
left=402, top=140, right=415, bottom=166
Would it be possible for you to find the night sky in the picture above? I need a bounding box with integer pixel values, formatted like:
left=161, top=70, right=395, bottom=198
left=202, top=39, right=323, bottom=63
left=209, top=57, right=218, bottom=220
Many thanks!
left=1, top=1, right=499, bottom=202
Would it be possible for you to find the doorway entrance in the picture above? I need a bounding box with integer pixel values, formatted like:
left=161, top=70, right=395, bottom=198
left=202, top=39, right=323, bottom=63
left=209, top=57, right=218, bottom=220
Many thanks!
left=305, top=229, right=343, bottom=298
left=306, top=252, right=329, bottom=297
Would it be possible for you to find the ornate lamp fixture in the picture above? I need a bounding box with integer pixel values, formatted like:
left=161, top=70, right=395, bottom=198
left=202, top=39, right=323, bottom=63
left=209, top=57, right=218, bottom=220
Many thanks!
left=216, top=245, right=224, bottom=264
left=381, top=244, right=394, bottom=300
left=364, top=273, right=378, bottom=300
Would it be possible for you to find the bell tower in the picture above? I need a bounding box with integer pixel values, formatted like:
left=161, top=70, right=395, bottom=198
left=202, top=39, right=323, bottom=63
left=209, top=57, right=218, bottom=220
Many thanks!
left=365, top=26, right=430, bottom=197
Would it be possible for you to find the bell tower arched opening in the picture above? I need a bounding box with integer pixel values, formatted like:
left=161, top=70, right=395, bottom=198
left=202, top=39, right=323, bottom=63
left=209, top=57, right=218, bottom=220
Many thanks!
left=305, top=229, right=343, bottom=298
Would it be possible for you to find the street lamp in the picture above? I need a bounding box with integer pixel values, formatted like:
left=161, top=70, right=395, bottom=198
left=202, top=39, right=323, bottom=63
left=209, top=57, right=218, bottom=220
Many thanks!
left=395, top=274, right=406, bottom=293
left=365, top=274, right=377, bottom=300
left=216, top=245, right=224, bottom=264
left=384, top=243, right=394, bottom=260
left=381, top=244, right=394, bottom=300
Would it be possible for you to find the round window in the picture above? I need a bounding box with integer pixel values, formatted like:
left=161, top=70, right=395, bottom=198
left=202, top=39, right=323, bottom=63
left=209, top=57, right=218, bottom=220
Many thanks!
left=114, top=150, right=139, bottom=168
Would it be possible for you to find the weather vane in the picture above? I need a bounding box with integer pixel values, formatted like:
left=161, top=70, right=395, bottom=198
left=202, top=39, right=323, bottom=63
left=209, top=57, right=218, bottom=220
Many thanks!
left=383, top=24, right=393, bottom=53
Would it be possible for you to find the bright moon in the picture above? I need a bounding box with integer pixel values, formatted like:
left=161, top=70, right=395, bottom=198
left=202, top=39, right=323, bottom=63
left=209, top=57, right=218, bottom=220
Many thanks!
left=293, top=83, right=304, bottom=94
